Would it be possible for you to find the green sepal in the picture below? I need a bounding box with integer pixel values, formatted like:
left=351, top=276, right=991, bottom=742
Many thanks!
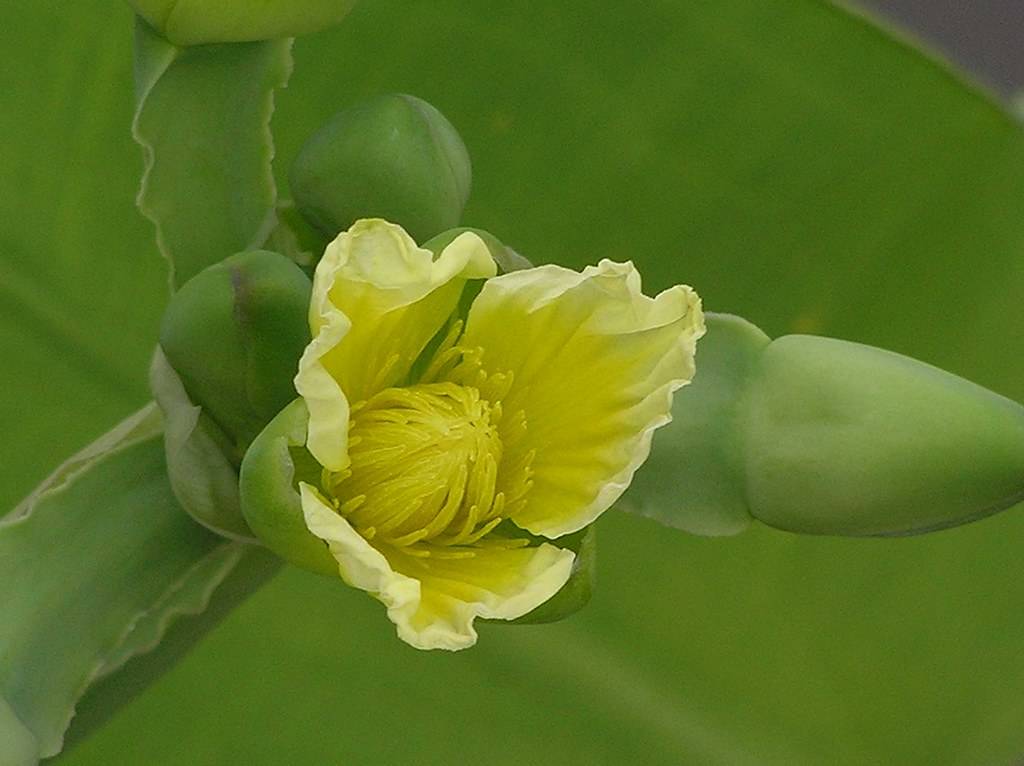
left=239, top=399, right=338, bottom=576
left=128, top=0, right=357, bottom=46
left=262, top=201, right=332, bottom=272
left=622, top=313, right=766, bottom=536
left=158, top=250, right=312, bottom=452
left=414, top=227, right=532, bottom=367
left=509, top=526, right=596, bottom=625
left=150, top=349, right=253, bottom=540
left=739, top=335, right=1024, bottom=536
left=289, top=94, right=471, bottom=245
left=423, top=227, right=533, bottom=275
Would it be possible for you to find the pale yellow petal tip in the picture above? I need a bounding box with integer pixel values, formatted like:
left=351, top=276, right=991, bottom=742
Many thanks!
left=392, top=543, right=575, bottom=651
left=315, top=219, right=495, bottom=294
left=440, top=231, right=499, bottom=281
left=319, top=218, right=426, bottom=287
left=301, top=483, right=575, bottom=651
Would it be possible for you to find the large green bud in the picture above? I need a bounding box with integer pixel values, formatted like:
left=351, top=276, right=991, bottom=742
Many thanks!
left=127, top=0, right=358, bottom=46
left=152, top=250, right=311, bottom=538
left=742, top=335, right=1024, bottom=535
left=289, top=94, right=472, bottom=245
left=628, top=314, right=1024, bottom=537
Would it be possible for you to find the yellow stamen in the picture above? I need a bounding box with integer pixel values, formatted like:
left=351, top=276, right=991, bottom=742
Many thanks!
left=323, top=322, right=538, bottom=557
left=327, top=380, right=530, bottom=549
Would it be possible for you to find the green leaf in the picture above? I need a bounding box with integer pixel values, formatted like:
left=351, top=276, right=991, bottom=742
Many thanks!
left=623, top=313, right=768, bottom=536
left=133, top=18, right=293, bottom=288
left=62, top=546, right=280, bottom=753
left=0, top=408, right=264, bottom=761
left=7, top=1, right=1024, bottom=764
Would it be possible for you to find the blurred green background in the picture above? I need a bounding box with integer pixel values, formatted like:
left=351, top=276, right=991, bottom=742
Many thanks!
left=4, top=1, right=1024, bottom=763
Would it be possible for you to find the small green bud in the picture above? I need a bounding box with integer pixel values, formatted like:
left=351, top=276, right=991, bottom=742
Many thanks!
left=128, top=0, right=358, bottom=46
left=289, top=94, right=472, bottom=245
left=739, top=335, right=1024, bottom=536
left=159, top=250, right=312, bottom=452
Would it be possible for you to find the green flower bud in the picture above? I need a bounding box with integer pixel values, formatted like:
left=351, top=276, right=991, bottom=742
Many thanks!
left=289, top=94, right=472, bottom=245
left=739, top=335, right=1024, bottom=536
left=159, top=250, right=312, bottom=453
left=128, top=0, right=358, bottom=46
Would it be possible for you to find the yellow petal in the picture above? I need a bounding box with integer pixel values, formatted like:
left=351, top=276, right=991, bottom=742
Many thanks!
left=462, top=259, right=705, bottom=538
left=295, top=219, right=496, bottom=471
left=301, top=484, right=574, bottom=651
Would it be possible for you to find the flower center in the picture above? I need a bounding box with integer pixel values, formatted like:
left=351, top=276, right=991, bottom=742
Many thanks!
left=325, top=382, right=511, bottom=550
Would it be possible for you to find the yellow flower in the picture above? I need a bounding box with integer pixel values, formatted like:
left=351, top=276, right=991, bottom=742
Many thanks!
left=294, top=219, right=704, bottom=650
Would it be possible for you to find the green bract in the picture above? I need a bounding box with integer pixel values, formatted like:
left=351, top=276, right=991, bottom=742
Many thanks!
left=132, top=18, right=294, bottom=288
left=290, top=94, right=472, bottom=245
left=424, top=227, right=533, bottom=275
left=150, top=349, right=251, bottom=538
left=506, top=525, right=596, bottom=626
left=239, top=399, right=338, bottom=575
left=128, top=0, right=358, bottom=45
